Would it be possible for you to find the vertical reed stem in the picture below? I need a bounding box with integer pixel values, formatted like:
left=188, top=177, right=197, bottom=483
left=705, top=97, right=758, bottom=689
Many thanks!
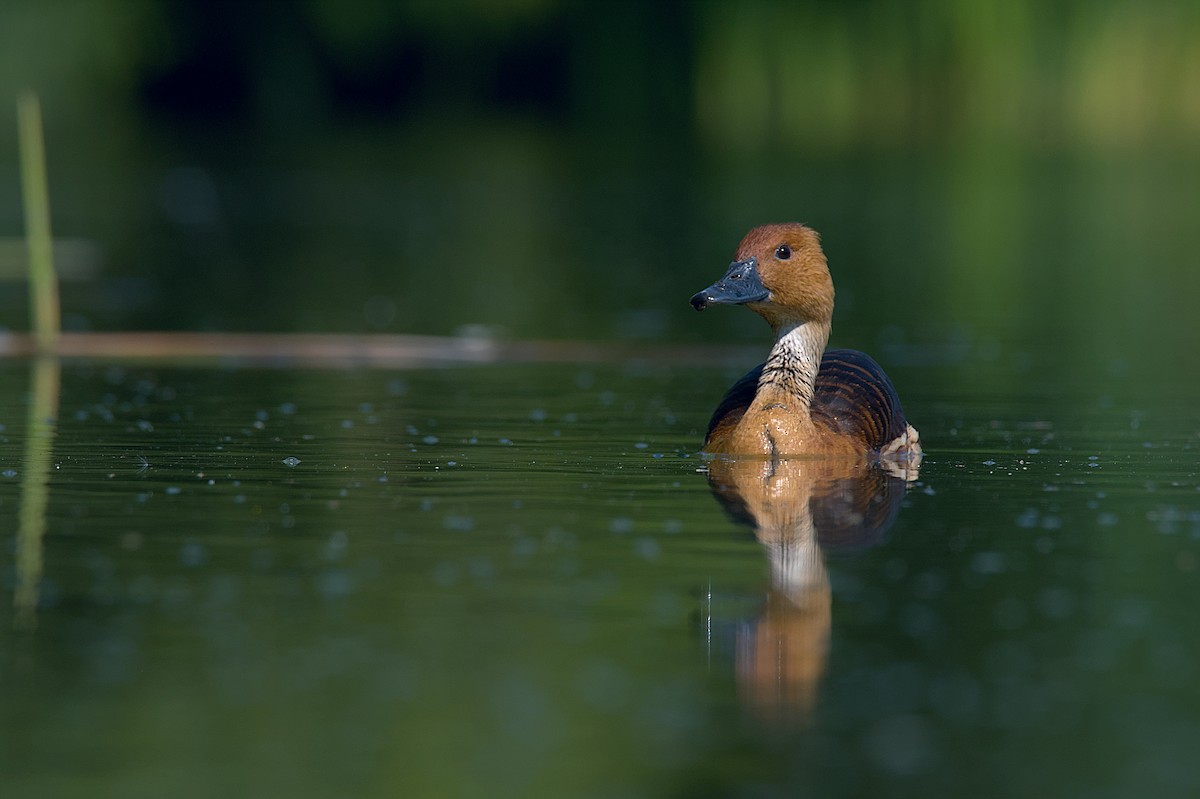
left=17, top=92, right=60, bottom=352
left=14, top=356, right=61, bottom=631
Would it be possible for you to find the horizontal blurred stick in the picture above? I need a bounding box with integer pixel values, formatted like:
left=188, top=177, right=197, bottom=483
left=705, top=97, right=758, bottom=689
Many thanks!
left=0, top=332, right=755, bottom=368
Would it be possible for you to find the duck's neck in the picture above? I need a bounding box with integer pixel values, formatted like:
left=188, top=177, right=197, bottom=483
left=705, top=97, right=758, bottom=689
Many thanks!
left=757, top=320, right=831, bottom=411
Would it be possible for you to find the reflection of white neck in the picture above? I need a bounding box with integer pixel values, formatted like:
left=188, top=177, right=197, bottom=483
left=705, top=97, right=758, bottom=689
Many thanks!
left=761, top=517, right=829, bottom=607
left=759, top=321, right=831, bottom=409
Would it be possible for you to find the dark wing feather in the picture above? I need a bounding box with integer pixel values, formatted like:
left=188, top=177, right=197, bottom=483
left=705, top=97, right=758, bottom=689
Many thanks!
left=811, top=348, right=909, bottom=450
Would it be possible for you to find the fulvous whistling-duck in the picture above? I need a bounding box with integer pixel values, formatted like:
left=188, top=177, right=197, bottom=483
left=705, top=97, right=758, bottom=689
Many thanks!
left=691, top=223, right=921, bottom=459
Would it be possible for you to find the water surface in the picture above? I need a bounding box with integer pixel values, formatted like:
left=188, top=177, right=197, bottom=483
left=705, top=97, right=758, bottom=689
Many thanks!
left=1, top=356, right=1198, bottom=798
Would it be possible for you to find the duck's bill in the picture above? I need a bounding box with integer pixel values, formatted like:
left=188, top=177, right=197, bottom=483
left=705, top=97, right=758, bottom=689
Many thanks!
left=690, top=257, right=769, bottom=310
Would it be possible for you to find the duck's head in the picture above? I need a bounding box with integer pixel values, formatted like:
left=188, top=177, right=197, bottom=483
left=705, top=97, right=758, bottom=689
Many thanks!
left=691, top=223, right=834, bottom=330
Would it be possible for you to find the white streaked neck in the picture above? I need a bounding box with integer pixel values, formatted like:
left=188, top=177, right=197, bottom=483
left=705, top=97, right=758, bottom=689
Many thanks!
left=758, top=321, right=831, bottom=406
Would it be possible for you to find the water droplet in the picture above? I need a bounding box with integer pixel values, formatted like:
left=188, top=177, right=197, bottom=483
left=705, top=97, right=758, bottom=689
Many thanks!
left=317, top=570, right=354, bottom=597
left=1038, top=586, right=1076, bottom=618
left=634, top=538, right=660, bottom=561
left=180, top=541, right=207, bottom=567
left=326, top=530, right=348, bottom=558
left=971, top=551, right=1007, bottom=574
left=282, top=456, right=301, bottom=468
left=610, top=517, right=634, bottom=534
left=431, top=562, right=460, bottom=587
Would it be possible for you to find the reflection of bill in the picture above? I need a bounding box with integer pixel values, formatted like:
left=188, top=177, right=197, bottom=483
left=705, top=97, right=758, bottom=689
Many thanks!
left=704, top=454, right=920, bottom=724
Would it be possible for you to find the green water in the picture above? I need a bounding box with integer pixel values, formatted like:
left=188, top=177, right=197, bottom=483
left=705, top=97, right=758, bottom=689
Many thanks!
left=1, top=357, right=1198, bottom=798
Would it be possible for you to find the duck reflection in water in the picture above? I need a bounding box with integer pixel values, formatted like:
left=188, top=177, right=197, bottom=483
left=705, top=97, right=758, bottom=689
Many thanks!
left=704, top=455, right=919, bottom=724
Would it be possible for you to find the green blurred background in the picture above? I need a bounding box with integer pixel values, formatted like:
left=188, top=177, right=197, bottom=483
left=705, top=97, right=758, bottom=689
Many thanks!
left=1, top=0, right=1198, bottom=369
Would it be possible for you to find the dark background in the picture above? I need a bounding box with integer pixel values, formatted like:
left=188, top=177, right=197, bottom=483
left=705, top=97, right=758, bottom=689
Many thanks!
left=0, top=0, right=1197, bottom=369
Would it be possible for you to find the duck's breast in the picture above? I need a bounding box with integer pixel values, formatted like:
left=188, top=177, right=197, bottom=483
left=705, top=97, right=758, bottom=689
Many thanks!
left=703, top=362, right=764, bottom=451
left=811, top=348, right=909, bottom=451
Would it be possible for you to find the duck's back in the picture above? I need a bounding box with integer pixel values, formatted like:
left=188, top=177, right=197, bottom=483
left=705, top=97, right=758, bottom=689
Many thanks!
left=810, top=349, right=910, bottom=451
left=704, top=348, right=911, bottom=453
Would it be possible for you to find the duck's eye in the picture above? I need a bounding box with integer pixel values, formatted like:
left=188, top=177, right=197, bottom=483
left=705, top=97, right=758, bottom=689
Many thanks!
left=775, top=244, right=792, bottom=260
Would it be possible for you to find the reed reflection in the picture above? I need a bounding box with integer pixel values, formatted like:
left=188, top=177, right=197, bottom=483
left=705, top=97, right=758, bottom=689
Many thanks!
left=15, top=356, right=61, bottom=631
left=704, top=454, right=919, bottom=724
